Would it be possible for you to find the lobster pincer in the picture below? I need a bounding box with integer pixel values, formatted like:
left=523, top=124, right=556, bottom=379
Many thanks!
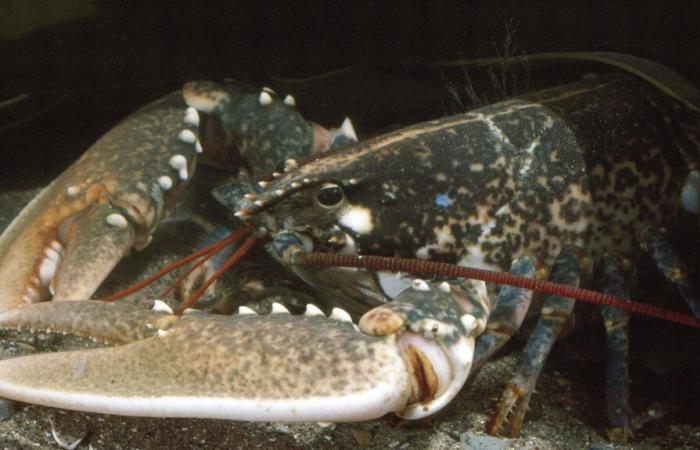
left=0, top=78, right=355, bottom=313
left=0, top=91, right=199, bottom=311
left=0, top=275, right=487, bottom=422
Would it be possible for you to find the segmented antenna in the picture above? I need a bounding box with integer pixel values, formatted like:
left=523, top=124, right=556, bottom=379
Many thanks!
left=297, top=252, right=700, bottom=329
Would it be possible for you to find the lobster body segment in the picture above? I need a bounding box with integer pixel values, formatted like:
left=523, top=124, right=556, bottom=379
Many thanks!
left=248, top=75, right=699, bottom=275
left=239, top=72, right=700, bottom=440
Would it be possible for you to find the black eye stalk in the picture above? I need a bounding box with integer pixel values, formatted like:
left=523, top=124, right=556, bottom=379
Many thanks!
left=316, top=183, right=345, bottom=208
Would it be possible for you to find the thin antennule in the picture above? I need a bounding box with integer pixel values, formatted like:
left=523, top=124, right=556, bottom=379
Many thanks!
left=157, top=243, right=226, bottom=300
left=175, top=234, right=258, bottom=315
left=297, top=252, right=700, bottom=329
left=100, top=226, right=252, bottom=302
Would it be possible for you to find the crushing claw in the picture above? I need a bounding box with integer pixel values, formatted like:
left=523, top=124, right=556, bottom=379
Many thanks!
left=0, top=279, right=487, bottom=422
left=0, top=91, right=200, bottom=310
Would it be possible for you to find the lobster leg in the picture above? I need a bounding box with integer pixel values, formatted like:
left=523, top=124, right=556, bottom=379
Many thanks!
left=641, top=227, right=700, bottom=318
left=470, top=256, right=537, bottom=378
left=597, top=254, right=634, bottom=442
left=486, top=246, right=583, bottom=438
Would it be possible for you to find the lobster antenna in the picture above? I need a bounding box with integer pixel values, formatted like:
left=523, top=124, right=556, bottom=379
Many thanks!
left=297, top=252, right=700, bottom=329
left=175, top=234, right=258, bottom=315
left=100, top=226, right=252, bottom=302
left=157, top=242, right=229, bottom=300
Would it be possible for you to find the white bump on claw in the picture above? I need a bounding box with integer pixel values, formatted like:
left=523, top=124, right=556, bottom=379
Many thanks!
left=283, top=94, right=296, bottom=106
left=258, top=180, right=270, bottom=188
left=411, top=279, right=430, bottom=292
left=105, top=213, right=128, bottom=229
left=169, top=154, right=189, bottom=180
left=195, top=139, right=203, bottom=154
left=262, top=86, right=276, bottom=94
left=183, top=107, right=200, bottom=126
left=330, top=307, right=353, bottom=323
left=259, top=91, right=273, bottom=106
left=237, top=306, right=256, bottom=315
left=290, top=181, right=301, bottom=189
left=254, top=200, right=264, bottom=207
left=284, top=159, right=298, bottom=171
left=304, top=304, right=324, bottom=316
left=178, top=129, right=197, bottom=144
left=158, top=175, right=173, bottom=190
left=151, top=300, right=174, bottom=315
left=274, top=189, right=285, bottom=196
left=38, top=256, right=58, bottom=287
left=156, top=329, right=169, bottom=337
left=66, top=185, right=80, bottom=197
left=340, top=117, right=358, bottom=141
left=50, top=240, right=63, bottom=253
left=439, top=281, right=451, bottom=293
left=271, top=302, right=290, bottom=314
left=460, top=314, right=477, bottom=332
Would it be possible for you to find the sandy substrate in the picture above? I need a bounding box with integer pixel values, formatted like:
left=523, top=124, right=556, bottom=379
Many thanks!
left=0, top=182, right=699, bottom=450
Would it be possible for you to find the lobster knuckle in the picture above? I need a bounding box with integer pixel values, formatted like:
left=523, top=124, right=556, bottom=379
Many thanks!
left=183, top=79, right=318, bottom=175
left=359, top=305, right=405, bottom=336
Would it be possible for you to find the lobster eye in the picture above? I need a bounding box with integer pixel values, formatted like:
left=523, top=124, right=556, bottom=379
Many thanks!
left=316, top=183, right=345, bottom=208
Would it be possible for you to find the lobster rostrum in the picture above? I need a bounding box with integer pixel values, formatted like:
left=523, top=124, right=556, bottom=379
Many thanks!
left=0, top=53, right=698, bottom=443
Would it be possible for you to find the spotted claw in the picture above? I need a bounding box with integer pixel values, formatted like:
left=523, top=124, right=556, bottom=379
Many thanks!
left=0, top=279, right=486, bottom=422
left=0, top=92, right=200, bottom=311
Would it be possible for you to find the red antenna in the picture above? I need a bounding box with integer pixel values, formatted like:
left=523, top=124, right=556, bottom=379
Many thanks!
left=297, top=252, right=700, bottom=329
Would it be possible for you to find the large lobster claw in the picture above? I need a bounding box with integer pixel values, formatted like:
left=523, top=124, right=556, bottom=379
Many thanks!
left=0, top=278, right=487, bottom=422
left=0, top=92, right=199, bottom=310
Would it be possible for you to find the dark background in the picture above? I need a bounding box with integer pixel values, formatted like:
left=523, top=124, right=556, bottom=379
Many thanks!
left=1, top=0, right=699, bottom=188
